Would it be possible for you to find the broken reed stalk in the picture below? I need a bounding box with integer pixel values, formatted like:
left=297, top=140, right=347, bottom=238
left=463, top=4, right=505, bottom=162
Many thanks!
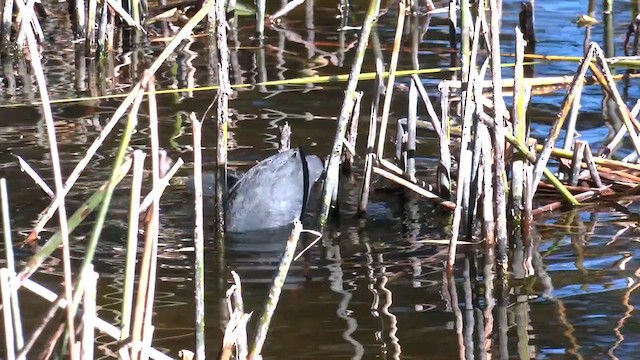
left=488, top=0, right=509, bottom=272
left=23, top=16, right=77, bottom=357
left=22, top=0, right=216, bottom=246
left=248, top=220, right=303, bottom=359
left=320, top=0, right=380, bottom=226
left=14, top=155, right=54, bottom=198
left=373, top=166, right=456, bottom=210
left=121, top=151, right=146, bottom=343
left=279, top=122, right=291, bottom=152
left=192, top=118, right=206, bottom=359
left=216, top=0, right=230, bottom=232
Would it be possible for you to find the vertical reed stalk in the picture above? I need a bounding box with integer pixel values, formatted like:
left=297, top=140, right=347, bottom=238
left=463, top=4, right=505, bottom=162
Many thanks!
left=23, top=18, right=77, bottom=359
left=321, top=0, right=380, bottom=226
left=248, top=220, right=303, bottom=359
left=511, top=27, right=527, bottom=223
left=193, top=119, right=206, bottom=359
left=407, top=80, right=417, bottom=181
left=1, top=179, right=24, bottom=358
left=1, top=0, right=14, bottom=47
left=489, top=0, right=509, bottom=271
left=87, top=0, right=97, bottom=55
left=438, top=82, right=451, bottom=198
left=216, top=0, right=230, bottom=232
left=460, top=0, right=471, bottom=80
left=76, top=0, right=86, bottom=39
left=120, top=151, right=146, bottom=342
left=604, top=0, right=615, bottom=58
left=256, top=0, right=266, bottom=38
left=80, top=267, right=97, bottom=360
left=1, top=268, right=16, bottom=360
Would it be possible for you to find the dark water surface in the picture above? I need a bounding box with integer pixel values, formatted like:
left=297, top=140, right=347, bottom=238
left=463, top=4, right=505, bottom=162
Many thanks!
left=2, top=0, right=640, bottom=358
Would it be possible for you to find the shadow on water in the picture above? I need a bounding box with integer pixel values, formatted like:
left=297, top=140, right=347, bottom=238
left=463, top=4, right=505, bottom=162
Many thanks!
left=2, top=0, right=640, bottom=358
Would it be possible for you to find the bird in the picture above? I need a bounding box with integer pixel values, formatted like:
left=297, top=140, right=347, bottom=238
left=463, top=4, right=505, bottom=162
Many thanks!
left=187, top=148, right=324, bottom=233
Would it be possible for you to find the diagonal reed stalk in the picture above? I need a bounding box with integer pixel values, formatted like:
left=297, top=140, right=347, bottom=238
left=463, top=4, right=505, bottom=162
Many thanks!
left=320, top=0, right=380, bottom=227
left=248, top=220, right=303, bottom=359
left=21, top=10, right=77, bottom=357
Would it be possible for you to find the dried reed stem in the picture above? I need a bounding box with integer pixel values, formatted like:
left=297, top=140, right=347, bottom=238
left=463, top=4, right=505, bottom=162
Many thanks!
left=489, top=0, right=509, bottom=272
left=373, top=166, right=456, bottom=210
left=121, top=151, right=146, bottom=342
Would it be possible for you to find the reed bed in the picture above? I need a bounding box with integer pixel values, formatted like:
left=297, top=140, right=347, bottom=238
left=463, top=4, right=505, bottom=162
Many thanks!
left=2, top=0, right=640, bottom=359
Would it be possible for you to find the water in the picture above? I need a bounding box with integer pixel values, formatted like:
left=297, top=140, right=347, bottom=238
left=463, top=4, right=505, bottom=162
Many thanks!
left=1, top=0, right=640, bottom=358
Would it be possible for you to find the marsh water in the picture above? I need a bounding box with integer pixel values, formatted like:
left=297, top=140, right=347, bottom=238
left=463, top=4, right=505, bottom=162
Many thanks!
left=2, top=0, right=640, bottom=358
